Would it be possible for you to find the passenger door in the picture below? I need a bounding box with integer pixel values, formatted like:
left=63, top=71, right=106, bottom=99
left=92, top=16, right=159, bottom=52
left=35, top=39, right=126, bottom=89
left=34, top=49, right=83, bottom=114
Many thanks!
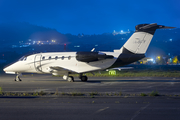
left=34, top=54, right=42, bottom=72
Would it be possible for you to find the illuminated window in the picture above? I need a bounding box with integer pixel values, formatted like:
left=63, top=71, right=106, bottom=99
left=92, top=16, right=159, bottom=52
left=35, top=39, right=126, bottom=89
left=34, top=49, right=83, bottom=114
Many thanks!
left=55, top=56, right=58, bottom=60
left=61, top=56, right=64, bottom=60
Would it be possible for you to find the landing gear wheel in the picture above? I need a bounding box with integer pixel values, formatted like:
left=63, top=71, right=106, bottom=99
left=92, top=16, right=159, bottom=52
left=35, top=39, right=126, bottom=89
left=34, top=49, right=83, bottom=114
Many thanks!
left=67, top=76, right=74, bottom=82
left=81, top=76, right=88, bottom=82
left=15, top=76, right=21, bottom=82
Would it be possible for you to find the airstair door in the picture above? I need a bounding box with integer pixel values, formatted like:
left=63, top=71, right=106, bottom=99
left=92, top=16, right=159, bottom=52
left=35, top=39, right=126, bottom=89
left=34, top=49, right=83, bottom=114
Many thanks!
left=34, top=54, right=42, bottom=72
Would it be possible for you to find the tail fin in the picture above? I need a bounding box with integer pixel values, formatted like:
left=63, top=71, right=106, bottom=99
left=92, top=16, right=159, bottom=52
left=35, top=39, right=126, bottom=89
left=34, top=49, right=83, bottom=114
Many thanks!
left=121, top=23, right=175, bottom=54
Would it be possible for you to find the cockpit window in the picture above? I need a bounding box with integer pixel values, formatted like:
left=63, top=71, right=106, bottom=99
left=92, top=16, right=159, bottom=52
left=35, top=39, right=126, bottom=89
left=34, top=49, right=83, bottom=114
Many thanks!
left=18, top=53, right=35, bottom=61
left=24, top=57, right=27, bottom=61
left=19, top=57, right=24, bottom=61
left=19, top=56, right=27, bottom=61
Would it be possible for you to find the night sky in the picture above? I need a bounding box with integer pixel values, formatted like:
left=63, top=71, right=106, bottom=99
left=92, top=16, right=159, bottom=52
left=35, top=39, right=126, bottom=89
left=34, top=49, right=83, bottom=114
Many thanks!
left=0, top=0, right=179, bottom=35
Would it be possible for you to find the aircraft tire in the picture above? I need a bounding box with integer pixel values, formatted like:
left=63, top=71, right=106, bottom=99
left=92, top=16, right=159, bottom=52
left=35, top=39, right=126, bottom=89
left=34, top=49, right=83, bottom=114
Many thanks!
left=67, top=76, right=74, bottom=82
left=81, top=76, right=88, bottom=82
left=15, top=76, right=22, bottom=82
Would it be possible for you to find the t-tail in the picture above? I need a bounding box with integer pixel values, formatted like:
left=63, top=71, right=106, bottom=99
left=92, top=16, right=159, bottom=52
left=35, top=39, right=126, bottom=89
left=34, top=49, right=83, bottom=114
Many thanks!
left=112, top=23, right=175, bottom=67
left=122, top=23, right=175, bottom=54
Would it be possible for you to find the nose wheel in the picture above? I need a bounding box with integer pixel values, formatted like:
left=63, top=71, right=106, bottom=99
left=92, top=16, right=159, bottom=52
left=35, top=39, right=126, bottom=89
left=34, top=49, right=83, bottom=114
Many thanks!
left=15, top=73, right=22, bottom=82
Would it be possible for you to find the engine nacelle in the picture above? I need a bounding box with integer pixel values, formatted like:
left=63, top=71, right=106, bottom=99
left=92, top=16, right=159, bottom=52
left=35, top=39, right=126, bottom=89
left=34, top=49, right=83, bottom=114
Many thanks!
left=76, top=52, right=114, bottom=62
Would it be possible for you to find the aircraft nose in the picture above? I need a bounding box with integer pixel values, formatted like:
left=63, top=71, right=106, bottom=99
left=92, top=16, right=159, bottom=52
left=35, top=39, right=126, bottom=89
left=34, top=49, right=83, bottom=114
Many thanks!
left=3, top=67, right=7, bottom=72
left=3, top=64, right=14, bottom=72
left=3, top=66, right=11, bottom=72
left=3, top=65, right=16, bottom=74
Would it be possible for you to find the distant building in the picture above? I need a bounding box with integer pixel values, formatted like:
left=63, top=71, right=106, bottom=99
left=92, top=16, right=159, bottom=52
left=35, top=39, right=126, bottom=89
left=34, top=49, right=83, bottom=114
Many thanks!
left=113, top=30, right=131, bottom=35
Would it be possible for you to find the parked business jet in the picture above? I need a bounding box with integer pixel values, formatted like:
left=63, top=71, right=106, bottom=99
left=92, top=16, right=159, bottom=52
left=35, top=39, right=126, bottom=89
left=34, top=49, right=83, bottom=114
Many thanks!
left=3, top=23, right=175, bottom=82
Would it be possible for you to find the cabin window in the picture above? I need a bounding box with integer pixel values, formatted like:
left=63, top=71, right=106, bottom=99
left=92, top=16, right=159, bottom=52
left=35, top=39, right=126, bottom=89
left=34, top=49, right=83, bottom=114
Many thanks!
left=61, top=56, right=64, bottom=60
left=55, top=56, right=58, bottom=60
left=42, top=56, right=45, bottom=60
left=49, top=56, right=51, bottom=60
left=68, top=56, right=71, bottom=60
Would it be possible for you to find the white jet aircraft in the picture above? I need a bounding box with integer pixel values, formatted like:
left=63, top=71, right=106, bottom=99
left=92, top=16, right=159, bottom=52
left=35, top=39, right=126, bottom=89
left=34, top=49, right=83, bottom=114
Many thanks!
left=3, top=23, right=175, bottom=82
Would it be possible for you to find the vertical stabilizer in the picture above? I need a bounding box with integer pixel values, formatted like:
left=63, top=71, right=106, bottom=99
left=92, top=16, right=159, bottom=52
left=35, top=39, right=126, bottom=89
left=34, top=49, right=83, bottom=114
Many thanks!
left=121, top=23, right=175, bottom=54
left=123, top=31, right=153, bottom=54
left=111, top=23, right=175, bottom=68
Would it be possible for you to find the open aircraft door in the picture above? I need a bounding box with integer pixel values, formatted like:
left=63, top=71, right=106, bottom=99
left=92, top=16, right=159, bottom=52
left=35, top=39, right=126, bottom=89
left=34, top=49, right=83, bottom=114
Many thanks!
left=34, top=54, right=42, bottom=72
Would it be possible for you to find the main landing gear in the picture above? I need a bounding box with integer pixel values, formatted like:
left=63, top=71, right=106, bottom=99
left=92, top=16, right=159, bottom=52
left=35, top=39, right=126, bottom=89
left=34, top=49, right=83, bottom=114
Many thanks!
left=15, top=73, right=22, bottom=82
left=62, top=73, right=88, bottom=82
left=63, top=73, right=74, bottom=82
left=79, top=73, right=88, bottom=82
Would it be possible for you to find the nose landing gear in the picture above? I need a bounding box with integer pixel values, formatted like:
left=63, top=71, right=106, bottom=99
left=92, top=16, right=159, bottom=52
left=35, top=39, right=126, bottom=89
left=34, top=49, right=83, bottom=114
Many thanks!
left=15, top=73, right=22, bottom=81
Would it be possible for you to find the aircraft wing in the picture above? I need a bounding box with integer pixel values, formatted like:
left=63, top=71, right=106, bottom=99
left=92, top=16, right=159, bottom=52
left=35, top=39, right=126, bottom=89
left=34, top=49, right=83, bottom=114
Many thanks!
left=49, top=66, right=77, bottom=73
left=106, top=67, right=133, bottom=71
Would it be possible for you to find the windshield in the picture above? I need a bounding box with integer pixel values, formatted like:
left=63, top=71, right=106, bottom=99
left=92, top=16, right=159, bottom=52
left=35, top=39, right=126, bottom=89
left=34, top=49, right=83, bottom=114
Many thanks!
left=18, top=53, right=35, bottom=61
left=18, top=56, right=27, bottom=61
